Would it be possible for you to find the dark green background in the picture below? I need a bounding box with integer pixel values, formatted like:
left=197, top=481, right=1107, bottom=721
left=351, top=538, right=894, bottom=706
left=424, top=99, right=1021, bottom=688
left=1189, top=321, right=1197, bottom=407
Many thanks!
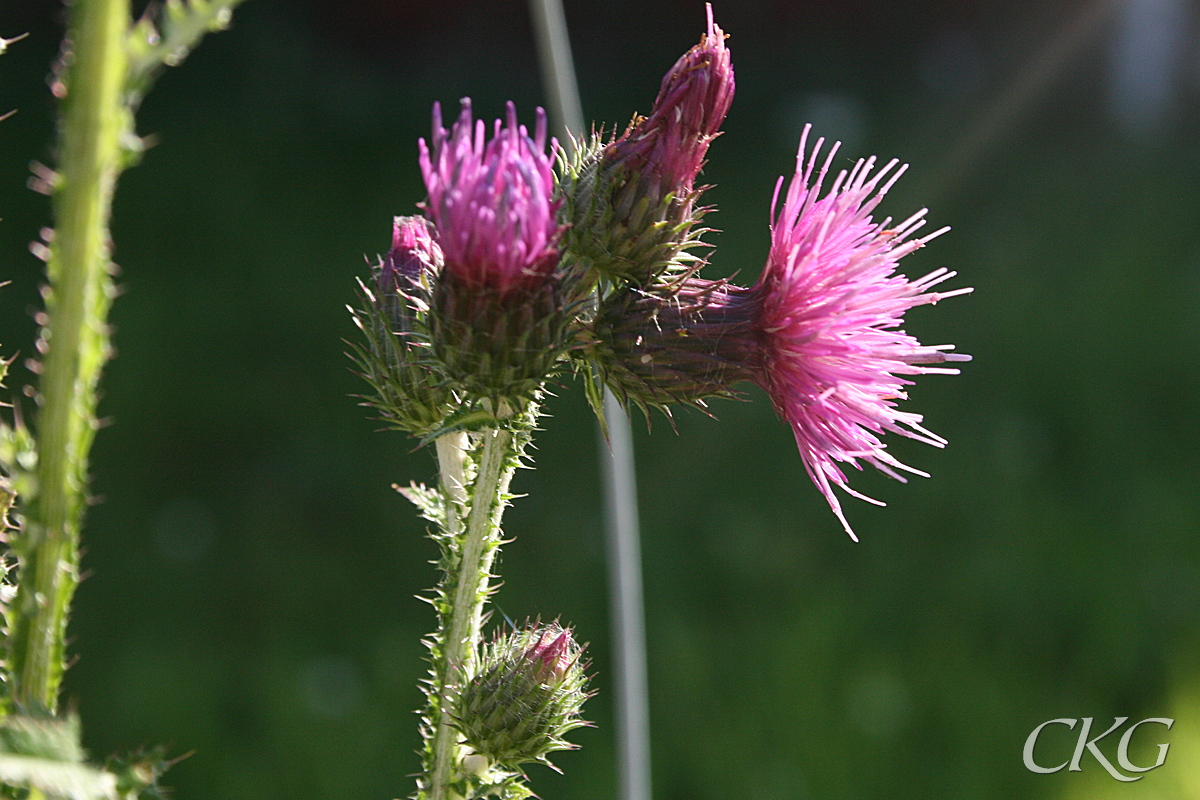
left=2, top=1, right=1199, bottom=798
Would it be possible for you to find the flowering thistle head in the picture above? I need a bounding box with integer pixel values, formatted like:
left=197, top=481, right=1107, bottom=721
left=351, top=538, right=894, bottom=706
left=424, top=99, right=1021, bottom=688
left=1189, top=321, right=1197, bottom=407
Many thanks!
left=349, top=216, right=450, bottom=437
left=753, top=126, right=972, bottom=540
left=455, top=622, right=591, bottom=770
left=419, top=100, right=571, bottom=404
left=559, top=4, right=733, bottom=290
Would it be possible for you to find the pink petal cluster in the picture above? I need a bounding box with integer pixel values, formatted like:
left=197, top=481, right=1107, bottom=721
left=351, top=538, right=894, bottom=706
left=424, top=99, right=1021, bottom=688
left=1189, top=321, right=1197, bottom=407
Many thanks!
left=419, top=99, right=561, bottom=294
left=526, top=626, right=575, bottom=684
left=754, top=125, right=972, bottom=540
left=605, top=3, right=733, bottom=197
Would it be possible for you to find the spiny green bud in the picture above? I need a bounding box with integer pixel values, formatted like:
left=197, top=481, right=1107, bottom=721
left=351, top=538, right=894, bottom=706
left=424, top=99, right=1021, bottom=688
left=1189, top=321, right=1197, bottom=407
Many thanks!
left=105, top=745, right=182, bottom=800
left=455, top=623, right=591, bottom=769
left=428, top=271, right=570, bottom=408
left=349, top=216, right=451, bottom=437
left=558, top=138, right=711, bottom=296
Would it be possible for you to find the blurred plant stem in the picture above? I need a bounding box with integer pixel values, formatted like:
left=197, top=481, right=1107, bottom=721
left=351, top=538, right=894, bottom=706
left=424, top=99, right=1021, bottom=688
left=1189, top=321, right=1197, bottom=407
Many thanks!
left=527, top=0, right=652, bottom=795
left=424, top=410, right=528, bottom=800
left=1, top=0, right=242, bottom=725
left=7, top=0, right=129, bottom=713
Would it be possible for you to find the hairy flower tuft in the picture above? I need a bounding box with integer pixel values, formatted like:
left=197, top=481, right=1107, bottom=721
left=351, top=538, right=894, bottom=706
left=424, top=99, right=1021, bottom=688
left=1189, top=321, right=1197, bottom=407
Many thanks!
left=754, top=125, right=972, bottom=539
left=420, top=99, right=561, bottom=294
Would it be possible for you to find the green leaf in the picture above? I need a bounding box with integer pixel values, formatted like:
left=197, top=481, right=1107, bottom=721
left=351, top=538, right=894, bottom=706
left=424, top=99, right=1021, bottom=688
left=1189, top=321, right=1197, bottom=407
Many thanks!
left=581, top=362, right=609, bottom=443
left=396, top=482, right=446, bottom=528
left=125, top=0, right=245, bottom=109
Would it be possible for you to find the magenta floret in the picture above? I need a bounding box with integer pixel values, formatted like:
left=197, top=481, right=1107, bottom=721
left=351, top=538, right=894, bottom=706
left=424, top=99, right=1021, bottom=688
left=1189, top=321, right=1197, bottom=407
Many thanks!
left=753, top=125, right=972, bottom=539
left=419, top=99, right=561, bottom=294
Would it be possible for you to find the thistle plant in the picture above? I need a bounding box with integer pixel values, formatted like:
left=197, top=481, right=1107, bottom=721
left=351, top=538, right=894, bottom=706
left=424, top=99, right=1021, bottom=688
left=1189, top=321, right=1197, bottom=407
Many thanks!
left=0, top=2, right=975, bottom=799
left=357, top=5, right=971, bottom=800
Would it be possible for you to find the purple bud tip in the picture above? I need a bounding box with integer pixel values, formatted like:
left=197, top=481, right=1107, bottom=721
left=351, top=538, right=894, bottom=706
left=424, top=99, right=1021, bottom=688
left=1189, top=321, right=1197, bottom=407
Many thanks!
left=379, top=216, right=441, bottom=297
left=527, top=627, right=574, bottom=682
left=607, top=4, right=735, bottom=196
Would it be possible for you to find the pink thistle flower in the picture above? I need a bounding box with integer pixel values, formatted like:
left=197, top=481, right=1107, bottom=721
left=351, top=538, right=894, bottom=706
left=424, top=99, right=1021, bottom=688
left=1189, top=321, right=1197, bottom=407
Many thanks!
left=755, top=125, right=972, bottom=540
left=419, top=99, right=562, bottom=294
left=606, top=3, right=733, bottom=200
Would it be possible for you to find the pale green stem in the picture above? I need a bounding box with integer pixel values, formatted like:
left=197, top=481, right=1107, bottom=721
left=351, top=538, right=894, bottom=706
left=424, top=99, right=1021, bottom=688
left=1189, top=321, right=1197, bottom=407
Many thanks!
left=435, top=432, right=468, bottom=538
left=429, top=422, right=520, bottom=800
left=8, top=0, right=128, bottom=712
left=428, top=431, right=467, bottom=798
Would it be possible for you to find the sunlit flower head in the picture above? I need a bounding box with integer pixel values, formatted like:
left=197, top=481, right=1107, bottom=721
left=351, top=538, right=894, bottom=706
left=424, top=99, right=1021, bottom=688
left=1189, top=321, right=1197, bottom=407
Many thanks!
left=754, top=125, right=972, bottom=540
left=419, top=99, right=561, bottom=293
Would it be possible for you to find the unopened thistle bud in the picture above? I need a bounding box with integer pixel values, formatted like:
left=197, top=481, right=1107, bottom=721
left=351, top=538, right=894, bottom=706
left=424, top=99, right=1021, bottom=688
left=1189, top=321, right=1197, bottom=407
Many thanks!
left=420, top=100, right=571, bottom=405
left=350, top=216, right=450, bottom=436
left=605, top=4, right=733, bottom=202
left=593, top=277, right=758, bottom=416
left=560, top=4, right=733, bottom=290
left=378, top=215, right=441, bottom=331
left=455, top=623, right=590, bottom=769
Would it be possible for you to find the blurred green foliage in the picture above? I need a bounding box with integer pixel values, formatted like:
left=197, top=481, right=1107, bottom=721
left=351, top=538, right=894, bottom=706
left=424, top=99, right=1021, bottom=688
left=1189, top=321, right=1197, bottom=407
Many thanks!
left=1, top=1, right=1199, bottom=798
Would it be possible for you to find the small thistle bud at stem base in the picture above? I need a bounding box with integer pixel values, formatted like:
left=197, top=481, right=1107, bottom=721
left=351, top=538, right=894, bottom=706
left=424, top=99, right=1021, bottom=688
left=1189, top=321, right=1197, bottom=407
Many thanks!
left=455, top=622, right=591, bottom=770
